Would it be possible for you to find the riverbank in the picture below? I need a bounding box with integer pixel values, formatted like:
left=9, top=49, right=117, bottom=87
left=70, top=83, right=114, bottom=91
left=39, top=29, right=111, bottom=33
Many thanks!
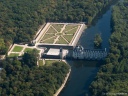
left=39, top=59, right=71, bottom=96
left=53, top=60, right=71, bottom=96
left=89, top=0, right=128, bottom=95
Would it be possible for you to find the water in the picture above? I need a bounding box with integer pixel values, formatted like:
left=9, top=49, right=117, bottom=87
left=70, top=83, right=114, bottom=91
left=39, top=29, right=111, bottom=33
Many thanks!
left=59, top=4, right=113, bottom=96
left=79, top=9, right=112, bottom=50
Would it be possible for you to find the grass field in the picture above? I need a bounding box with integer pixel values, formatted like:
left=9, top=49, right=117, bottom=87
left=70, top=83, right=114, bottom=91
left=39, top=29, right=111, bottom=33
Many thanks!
left=12, top=46, right=23, bottom=52
left=8, top=53, right=19, bottom=57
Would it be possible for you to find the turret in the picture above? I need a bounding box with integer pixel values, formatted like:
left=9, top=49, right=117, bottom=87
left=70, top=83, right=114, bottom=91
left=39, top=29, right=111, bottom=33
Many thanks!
left=60, top=48, right=63, bottom=60
left=105, top=48, right=106, bottom=52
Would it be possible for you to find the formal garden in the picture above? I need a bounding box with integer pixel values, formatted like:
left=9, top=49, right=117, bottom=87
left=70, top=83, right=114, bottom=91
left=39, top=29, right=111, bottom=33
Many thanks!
left=8, top=45, right=41, bottom=57
left=39, top=23, right=81, bottom=45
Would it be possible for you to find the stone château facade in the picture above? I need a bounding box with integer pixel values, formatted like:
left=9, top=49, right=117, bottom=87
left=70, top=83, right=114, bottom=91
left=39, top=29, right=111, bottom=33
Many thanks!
left=73, top=45, right=107, bottom=60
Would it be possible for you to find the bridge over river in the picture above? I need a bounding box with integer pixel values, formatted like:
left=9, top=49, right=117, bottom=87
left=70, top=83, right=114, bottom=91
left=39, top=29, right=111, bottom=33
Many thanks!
left=71, top=45, right=107, bottom=60
left=64, top=45, right=107, bottom=60
left=42, top=45, right=107, bottom=60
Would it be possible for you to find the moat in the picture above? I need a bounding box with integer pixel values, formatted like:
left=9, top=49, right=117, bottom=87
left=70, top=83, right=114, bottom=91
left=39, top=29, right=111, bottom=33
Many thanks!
left=59, top=3, right=113, bottom=96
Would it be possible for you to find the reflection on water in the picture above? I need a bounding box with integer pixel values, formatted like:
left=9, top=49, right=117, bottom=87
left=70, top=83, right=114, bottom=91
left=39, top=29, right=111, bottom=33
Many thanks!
left=67, top=60, right=104, bottom=68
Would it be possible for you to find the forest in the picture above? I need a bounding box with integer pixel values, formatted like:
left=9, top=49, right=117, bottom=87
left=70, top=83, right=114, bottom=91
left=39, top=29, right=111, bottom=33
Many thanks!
left=0, top=0, right=121, bottom=96
left=0, top=50, right=70, bottom=96
left=90, top=0, right=128, bottom=95
left=0, top=0, right=117, bottom=54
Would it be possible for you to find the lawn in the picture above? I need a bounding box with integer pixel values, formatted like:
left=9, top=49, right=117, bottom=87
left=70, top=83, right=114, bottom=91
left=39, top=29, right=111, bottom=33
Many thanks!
left=51, top=24, right=64, bottom=32
left=8, top=53, right=19, bottom=57
left=38, top=60, right=59, bottom=66
left=42, top=36, right=56, bottom=43
left=63, top=35, right=74, bottom=42
left=64, top=24, right=79, bottom=32
left=55, top=37, right=68, bottom=44
left=41, top=34, right=55, bottom=40
left=24, top=48, right=33, bottom=52
left=38, top=60, right=44, bottom=66
left=45, top=60, right=59, bottom=66
left=47, top=27, right=58, bottom=33
left=38, top=23, right=81, bottom=44
left=12, top=46, right=23, bottom=52
left=24, top=48, right=40, bottom=53
left=65, top=26, right=78, bottom=34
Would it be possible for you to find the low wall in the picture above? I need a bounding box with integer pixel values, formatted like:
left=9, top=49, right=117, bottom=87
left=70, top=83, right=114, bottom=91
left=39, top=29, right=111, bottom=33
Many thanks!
left=71, top=24, right=87, bottom=46
left=34, top=23, right=46, bottom=39
left=35, top=23, right=50, bottom=42
left=38, top=44, right=73, bottom=50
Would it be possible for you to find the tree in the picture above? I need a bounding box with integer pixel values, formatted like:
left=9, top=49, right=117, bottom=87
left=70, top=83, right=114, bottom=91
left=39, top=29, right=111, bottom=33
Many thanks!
left=22, top=49, right=39, bottom=67
left=0, top=38, right=7, bottom=54
left=94, top=34, right=102, bottom=48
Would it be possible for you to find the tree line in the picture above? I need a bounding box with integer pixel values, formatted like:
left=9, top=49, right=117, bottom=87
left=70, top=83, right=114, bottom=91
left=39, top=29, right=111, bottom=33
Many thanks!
left=0, top=50, right=70, bottom=96
left=0, top=0, right=117, bottom=54
left=89, top=0, right=128, bottom=95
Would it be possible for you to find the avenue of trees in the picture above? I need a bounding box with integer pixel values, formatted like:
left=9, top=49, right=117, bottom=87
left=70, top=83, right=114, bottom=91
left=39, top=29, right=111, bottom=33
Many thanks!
left=90, top=0, right=128, bottom=95
left=0, top=50, right=70, bottom=96
left=0, top=0, right=117, bottom=54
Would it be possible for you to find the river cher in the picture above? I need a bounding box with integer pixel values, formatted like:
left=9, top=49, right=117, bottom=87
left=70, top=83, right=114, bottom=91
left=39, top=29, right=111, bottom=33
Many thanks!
left=59, top=1, right=115, bottom=96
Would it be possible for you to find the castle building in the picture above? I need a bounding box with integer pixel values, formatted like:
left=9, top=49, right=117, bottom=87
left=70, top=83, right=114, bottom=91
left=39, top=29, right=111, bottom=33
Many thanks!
left=73, top=45, right=84, bottom=59
left=73, top=45, right=107, bottom=60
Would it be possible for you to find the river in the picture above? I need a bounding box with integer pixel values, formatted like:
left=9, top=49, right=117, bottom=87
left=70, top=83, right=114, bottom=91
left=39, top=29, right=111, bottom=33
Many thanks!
left=59, top=3, right=113, bottom=96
